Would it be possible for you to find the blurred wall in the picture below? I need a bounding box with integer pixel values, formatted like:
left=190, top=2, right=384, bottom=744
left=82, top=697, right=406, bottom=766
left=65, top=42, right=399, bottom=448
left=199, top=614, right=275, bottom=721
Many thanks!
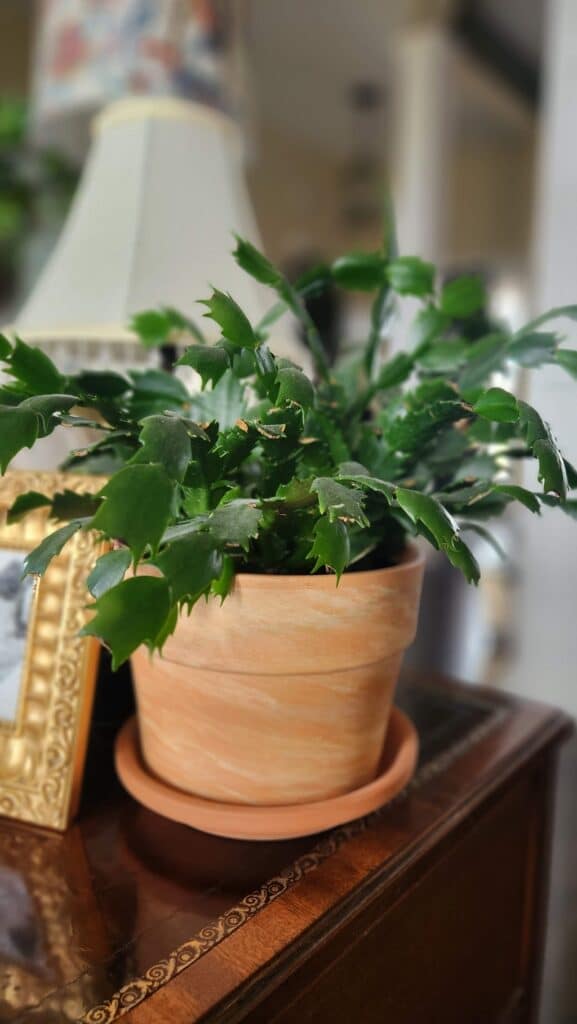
left=247, top=124, right=348, bottom=265
left=450, top=135, right=536, bottom=269
left=499, top=0, right=577, bottom=719
left=0, top=1, right=32, bottom=94
left=249, top=49, right=536, bottom=280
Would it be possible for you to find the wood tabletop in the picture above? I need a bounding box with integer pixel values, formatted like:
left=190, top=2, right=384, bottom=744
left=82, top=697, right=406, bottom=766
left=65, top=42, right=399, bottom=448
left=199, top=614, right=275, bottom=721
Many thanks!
left=0, top=668, right=571, bottom=1023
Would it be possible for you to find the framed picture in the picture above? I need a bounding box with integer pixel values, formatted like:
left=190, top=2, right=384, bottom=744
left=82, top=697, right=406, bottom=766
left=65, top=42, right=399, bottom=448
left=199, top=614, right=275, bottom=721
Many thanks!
left=0, top=471, right=104, bottom=830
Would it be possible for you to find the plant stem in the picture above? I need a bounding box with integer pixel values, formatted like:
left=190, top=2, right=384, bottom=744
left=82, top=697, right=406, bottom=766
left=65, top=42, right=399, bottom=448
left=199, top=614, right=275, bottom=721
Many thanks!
left=279, top=281, right=331, bottom=382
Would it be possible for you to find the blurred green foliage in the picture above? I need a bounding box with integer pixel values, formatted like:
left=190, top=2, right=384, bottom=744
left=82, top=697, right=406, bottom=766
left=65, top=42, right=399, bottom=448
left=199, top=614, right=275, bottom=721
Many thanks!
left=0, top=97, right=77, bottom=294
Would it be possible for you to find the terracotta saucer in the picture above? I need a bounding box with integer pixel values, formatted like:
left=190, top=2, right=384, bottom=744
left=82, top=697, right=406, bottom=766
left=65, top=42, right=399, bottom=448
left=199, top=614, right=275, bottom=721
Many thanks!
left=114, top=708, right=418, bottom=841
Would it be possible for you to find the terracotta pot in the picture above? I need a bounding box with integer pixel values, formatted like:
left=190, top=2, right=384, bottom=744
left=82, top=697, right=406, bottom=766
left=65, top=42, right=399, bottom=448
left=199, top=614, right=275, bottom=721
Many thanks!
left=131, top=544, right=425, bottom=806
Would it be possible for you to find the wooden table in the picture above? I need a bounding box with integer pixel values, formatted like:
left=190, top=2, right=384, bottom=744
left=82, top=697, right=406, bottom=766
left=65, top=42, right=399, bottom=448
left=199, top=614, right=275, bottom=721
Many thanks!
left=0, top=670, right=571, bottom=1024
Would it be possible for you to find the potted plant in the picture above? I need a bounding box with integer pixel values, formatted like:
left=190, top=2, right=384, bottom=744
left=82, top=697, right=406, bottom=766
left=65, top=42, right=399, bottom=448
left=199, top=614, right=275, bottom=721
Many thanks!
left=1, top=233, right=576, bottom=820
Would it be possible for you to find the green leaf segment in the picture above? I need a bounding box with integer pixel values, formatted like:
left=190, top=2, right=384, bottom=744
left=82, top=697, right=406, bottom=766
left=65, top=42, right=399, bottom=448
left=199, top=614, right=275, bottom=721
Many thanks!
left=1, top=232, right=576, bottom=668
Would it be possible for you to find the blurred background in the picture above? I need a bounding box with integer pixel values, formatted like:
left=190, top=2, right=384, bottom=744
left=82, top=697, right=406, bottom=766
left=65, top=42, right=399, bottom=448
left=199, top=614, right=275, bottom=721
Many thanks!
left=0, top=2, right=575, bottom=1018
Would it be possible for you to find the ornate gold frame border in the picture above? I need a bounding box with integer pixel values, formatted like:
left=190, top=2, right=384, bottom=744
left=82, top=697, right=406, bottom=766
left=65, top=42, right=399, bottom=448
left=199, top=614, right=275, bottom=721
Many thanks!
left=82, top=698, right=508, bottom=1023
left=0, top=471, right=104, bottom=830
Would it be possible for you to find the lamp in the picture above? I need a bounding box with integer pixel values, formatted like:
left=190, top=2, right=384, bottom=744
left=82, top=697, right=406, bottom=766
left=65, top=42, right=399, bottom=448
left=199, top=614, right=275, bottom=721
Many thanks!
left=14, top=96, right=297, bottom=369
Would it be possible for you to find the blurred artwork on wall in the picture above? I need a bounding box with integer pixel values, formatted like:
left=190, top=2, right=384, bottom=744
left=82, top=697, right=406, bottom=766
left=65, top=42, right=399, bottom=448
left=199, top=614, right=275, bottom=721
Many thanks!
left=30, top=0, right=228, bottom=157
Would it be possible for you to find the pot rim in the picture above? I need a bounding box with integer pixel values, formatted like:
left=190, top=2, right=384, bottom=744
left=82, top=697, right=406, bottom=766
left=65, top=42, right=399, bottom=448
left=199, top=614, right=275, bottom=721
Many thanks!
left=231, top=540, right=425, bottom=588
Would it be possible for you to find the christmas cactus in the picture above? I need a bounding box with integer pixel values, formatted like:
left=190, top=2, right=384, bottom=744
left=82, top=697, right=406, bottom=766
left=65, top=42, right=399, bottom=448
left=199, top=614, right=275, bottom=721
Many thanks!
left=1, top=233, right=576, bottom=667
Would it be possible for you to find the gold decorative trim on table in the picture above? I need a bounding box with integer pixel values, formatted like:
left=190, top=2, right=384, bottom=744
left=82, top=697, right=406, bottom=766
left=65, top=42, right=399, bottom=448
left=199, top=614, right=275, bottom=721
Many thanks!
left=82, top=696, right=507, bottom=1024
left=0, top=471, right=104, bottom=830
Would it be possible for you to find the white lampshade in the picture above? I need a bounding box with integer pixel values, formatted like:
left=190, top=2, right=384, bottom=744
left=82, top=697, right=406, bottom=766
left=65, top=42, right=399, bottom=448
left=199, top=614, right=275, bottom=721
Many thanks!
left=14, top=96, right=299, bottom=367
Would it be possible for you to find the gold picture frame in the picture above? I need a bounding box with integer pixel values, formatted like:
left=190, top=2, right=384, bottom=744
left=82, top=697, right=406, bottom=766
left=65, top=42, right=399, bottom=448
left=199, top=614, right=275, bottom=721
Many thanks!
left=0, top=471, right=104, bottom=830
